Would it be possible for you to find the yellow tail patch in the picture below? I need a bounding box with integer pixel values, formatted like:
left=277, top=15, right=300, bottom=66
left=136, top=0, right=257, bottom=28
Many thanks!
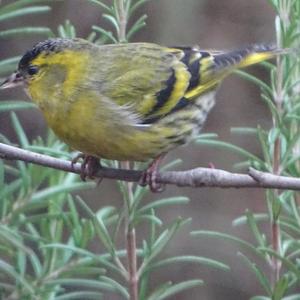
left=238, top=52, right=275, bottom=68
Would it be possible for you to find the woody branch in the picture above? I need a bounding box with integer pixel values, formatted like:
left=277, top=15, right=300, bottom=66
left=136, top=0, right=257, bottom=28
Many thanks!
left=1, top=142, right=300, bottom=190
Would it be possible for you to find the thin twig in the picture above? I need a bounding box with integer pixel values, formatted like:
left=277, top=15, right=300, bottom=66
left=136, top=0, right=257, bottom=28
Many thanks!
left=269, top=3, right=287, bottom=284
left=116, top=2, right=141, bottom=297
left=2, top=143, right=300, bottom=190
left=126, top=227, right=138, bottom=300
left=121, top=161, right=139, bottom=300
left=116, top=0, right=128, bottom=42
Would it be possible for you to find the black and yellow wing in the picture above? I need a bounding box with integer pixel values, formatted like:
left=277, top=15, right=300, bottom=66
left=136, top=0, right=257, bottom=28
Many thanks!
left=88, top=42, right=279, bottom=124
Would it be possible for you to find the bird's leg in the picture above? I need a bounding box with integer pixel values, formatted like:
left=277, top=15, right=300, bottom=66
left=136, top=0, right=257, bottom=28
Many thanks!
left=139, top=153, right=166, bottom=193
left=71, top=153, right=101, bottom=181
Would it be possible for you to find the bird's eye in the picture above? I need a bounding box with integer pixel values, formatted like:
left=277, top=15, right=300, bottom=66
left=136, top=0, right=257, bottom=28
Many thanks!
left=28, top=65, right=39, bottom=76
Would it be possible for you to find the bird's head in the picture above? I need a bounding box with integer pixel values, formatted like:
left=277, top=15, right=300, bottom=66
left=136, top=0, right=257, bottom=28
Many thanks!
left=0, top=38, right=90, bottom=92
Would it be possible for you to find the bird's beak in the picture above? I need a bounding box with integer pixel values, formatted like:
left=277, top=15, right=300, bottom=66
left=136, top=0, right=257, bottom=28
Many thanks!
left=0, top=72, right=24, bottom=89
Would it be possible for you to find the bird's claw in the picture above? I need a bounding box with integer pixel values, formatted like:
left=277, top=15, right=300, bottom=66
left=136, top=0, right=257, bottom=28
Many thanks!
left=139, top=154, right=166, bottom=193
left=139, top=169, right=165, bottom=193
left=71, top=153, right=85, bottom=167
left=71, top=153, right=101, bottom=181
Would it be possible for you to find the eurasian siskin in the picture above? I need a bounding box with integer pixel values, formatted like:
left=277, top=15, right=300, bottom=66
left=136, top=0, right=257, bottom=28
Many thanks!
left=0, top=38, right=284, bottom=191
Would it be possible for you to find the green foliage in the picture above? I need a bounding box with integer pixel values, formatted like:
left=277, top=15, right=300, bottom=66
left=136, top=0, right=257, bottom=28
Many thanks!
left=88, top=0, right=150, bottom=42
left=0, top=1, right=227, bottom=299
left=2, top=0, right=300, bottom=299
left=0, top=1, right=53, bottom=78
left=194, top=0, right=300, bottom=299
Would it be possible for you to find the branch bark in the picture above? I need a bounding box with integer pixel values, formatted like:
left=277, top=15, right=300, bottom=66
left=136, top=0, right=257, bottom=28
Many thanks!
left=1, top=142, right=300, bottom=190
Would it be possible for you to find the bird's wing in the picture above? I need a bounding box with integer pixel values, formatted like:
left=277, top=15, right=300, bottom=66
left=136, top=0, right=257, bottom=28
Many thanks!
left=86, top=43, right=278, bottom=124
left=86, top=43, right=191, bottom=123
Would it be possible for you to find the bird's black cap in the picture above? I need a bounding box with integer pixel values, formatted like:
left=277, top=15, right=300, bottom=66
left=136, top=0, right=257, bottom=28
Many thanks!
left=18, top=38, right=80, bottom=71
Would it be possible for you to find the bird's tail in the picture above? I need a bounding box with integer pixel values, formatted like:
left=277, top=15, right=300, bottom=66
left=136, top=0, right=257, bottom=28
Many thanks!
left=215, top=44, right=288, bottom=69
left=182, top=44, right=288, bottom=100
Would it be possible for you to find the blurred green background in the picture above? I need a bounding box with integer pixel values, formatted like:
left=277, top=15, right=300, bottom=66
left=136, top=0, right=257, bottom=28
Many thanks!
left=0, top=0, right=277, bottom=299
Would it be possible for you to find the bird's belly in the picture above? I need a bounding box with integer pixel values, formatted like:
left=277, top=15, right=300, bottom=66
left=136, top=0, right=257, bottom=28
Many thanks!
left=41, top=91, right=216, bottom=162
left=43, top=100, right=165, bottom=161
left=55, top=124, right=164, bottom=161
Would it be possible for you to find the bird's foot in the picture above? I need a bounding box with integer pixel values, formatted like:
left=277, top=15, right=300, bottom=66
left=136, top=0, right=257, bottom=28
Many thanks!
left=139, top=154, right=166, bottom=193
left=71, top=153, right=101, bottom=181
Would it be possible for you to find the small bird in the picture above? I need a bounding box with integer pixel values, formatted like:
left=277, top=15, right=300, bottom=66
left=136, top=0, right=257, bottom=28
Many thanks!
left=0, top=38, right=284, bottom=191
